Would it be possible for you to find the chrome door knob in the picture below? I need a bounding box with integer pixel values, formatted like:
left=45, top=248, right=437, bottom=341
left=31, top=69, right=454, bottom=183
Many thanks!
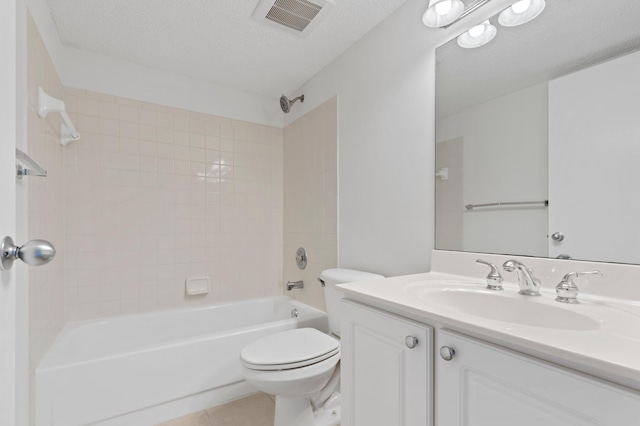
left=551, top=232, right=565, bottom=242
left=440, top=346, right=455, bottom=361
left=1, top=236, right=56, bottom=271
left=405, top=336, right=419, bottom=349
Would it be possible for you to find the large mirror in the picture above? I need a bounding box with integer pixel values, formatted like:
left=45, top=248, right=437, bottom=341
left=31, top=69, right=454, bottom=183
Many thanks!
left=435, top=0, right=640, bottom=264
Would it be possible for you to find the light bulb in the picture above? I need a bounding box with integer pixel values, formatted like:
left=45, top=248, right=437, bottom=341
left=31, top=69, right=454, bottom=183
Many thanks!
left=457, top=20, right=496, bottom=48
left=511, top=0, right=531, bottom=14
left=423, top=0, right=464, bottom=28
left=468, top=23, right=486, bottom=38
left=434, top=0, right=452, bottom=16
left=498, top=0, right=545, bottom=27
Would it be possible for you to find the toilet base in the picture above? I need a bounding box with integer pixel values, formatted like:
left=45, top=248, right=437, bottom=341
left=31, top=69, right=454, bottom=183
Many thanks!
left=274, top=395, right=315, bottom=426
left=314, top=403, right=341, bottom=426
left=274, top=395, right=340, bottom=426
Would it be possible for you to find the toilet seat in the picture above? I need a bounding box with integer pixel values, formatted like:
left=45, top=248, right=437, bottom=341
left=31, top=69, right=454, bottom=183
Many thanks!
left=241, top=328, right=340, bottom=371
left=242, top=347, right=340, bottom=371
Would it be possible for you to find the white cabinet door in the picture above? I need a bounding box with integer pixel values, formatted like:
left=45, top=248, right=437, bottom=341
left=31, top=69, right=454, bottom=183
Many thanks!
left=437, top=330, right=640, bottom=426
left=341, top=300, right=433, bottom=426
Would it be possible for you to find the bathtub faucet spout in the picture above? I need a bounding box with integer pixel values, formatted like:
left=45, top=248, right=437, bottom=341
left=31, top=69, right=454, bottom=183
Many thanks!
left=286, top=280, right=304, bottom=291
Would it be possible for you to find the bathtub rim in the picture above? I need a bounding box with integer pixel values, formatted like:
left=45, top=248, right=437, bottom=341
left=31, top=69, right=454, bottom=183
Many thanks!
left=37, top=296, right=327, bottom=371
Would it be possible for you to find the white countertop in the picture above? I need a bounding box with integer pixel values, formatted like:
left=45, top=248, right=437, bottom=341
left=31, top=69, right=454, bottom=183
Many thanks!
left=338, top=270, right=640, bottom=392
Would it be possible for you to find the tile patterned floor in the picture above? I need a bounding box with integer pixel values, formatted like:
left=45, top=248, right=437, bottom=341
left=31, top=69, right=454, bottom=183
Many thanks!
left=157, top=393, right=275, bottom=426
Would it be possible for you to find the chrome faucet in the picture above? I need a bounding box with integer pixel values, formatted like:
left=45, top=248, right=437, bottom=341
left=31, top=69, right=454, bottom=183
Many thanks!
left=503, top=260, right=541, bottom=296
left=476, top=259, right=503, bottom=290
left=286, top=280, right=304, bottom=291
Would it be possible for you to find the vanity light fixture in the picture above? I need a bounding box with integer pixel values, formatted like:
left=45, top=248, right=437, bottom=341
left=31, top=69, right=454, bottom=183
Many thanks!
left=424, top=0, right=547, bottom=49
left=498, top=0, right=546, bottom=27
left=423, top=0, right=492, bottom=28
left=457, top=20, right=496, bottom=48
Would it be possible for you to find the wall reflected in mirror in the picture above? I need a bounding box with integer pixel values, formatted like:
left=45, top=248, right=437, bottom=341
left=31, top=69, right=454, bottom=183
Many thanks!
left=435, top=0, right=640, bottom=264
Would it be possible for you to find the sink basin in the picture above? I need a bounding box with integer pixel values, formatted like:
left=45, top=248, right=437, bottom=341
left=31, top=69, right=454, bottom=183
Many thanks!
left=405, top=283, right=601, bottom=331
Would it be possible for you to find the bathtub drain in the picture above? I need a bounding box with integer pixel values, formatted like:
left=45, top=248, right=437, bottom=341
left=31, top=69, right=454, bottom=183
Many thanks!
left=291, top=308, right=299, bottom=318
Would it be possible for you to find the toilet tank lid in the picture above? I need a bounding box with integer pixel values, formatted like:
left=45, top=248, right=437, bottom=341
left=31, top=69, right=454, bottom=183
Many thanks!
left=319, top=268, right=384, bottom=284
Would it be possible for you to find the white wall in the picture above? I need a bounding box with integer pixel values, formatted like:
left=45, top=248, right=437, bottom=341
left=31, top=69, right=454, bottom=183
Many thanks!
left=437, top=83, right=549, bottom=257
left=24, top=0, right=283, bottom=128
left=549, top=49, right=640, bottom=264
left=281, top=0, right=434, bottom=277
left=283, top=0, right=517, bottom=277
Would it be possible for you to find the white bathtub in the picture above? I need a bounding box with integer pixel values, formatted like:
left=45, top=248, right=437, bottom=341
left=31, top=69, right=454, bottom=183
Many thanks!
left=35, top=296, right=328, bottom=426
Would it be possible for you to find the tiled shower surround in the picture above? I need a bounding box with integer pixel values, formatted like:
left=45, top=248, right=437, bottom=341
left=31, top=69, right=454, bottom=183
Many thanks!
left=283, top=98, right=338, bottom=310
left=27, top=13, right=66, bottom=371
left=62, top=89, right=284, bottom=321
left=26, top=21, right=338, bottom=426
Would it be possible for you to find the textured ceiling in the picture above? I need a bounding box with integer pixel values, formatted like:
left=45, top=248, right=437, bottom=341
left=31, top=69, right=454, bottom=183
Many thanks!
left=437, top=0, right=640, bottom=117
left=45, top=0, right=410, bottom=98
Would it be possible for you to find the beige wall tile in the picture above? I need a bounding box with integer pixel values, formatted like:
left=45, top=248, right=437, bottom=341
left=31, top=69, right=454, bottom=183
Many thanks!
left=27, top=12, right=66, bottom=373
left=435, top=137, right=463, bottom=250
left=64, top=90, right=283, bottom=320
left=282, top=98, right=338, bottom=310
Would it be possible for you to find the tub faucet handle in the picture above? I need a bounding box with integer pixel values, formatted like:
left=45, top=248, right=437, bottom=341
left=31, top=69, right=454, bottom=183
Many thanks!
left=476, top=259, right=503, bottom=290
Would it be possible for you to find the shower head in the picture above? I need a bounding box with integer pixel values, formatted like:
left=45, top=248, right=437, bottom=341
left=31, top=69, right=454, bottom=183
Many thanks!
left=280, top=94, right=305, bottom=113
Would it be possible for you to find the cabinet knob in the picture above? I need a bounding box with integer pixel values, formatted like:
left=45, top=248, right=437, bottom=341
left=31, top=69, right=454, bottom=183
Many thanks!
left=440, top=346, right=455, bottom=361
left=405, top=336, right=419, bottom=349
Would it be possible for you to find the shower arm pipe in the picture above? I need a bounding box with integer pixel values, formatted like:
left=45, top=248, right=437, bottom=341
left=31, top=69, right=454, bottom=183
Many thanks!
left=37, top=86, right=81, bottom=146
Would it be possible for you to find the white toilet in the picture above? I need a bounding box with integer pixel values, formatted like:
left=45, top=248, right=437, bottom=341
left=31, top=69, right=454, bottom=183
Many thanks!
left=240, top=268, right=383, bottom=426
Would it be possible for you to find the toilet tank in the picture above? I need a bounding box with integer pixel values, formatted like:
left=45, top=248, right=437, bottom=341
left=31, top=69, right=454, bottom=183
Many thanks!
left=320, top=268, right=384, bottom=337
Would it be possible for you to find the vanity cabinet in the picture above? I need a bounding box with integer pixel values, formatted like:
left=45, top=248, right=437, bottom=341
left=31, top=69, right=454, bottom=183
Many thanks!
left=340, top=300, right=433, bottom=426
left=437, top=330, right=640, bottom=426
left=341, top=300, right=640, bottom=426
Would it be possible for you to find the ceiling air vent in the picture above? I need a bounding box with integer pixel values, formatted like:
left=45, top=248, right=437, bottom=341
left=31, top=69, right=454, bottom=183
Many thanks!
left=253, top=0, right=335, bottom=37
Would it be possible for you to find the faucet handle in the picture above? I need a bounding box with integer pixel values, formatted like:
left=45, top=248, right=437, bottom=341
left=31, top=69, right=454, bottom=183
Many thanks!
left=476, top=259, right=503, bottom=290
left=555, top=271, right=602, bottom=304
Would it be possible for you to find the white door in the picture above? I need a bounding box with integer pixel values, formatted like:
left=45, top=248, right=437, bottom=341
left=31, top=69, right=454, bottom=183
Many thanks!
left=548, top=51, right=640, bottom=264
left=341, top=300, right=433, bottom=426
left=0, top=0, right=19, bottom=424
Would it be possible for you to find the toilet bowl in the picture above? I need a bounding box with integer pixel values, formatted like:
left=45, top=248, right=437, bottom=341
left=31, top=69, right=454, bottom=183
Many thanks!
left=241, top=328, right=340, bottom=426
left=240, top=269, right=384, bottom=426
